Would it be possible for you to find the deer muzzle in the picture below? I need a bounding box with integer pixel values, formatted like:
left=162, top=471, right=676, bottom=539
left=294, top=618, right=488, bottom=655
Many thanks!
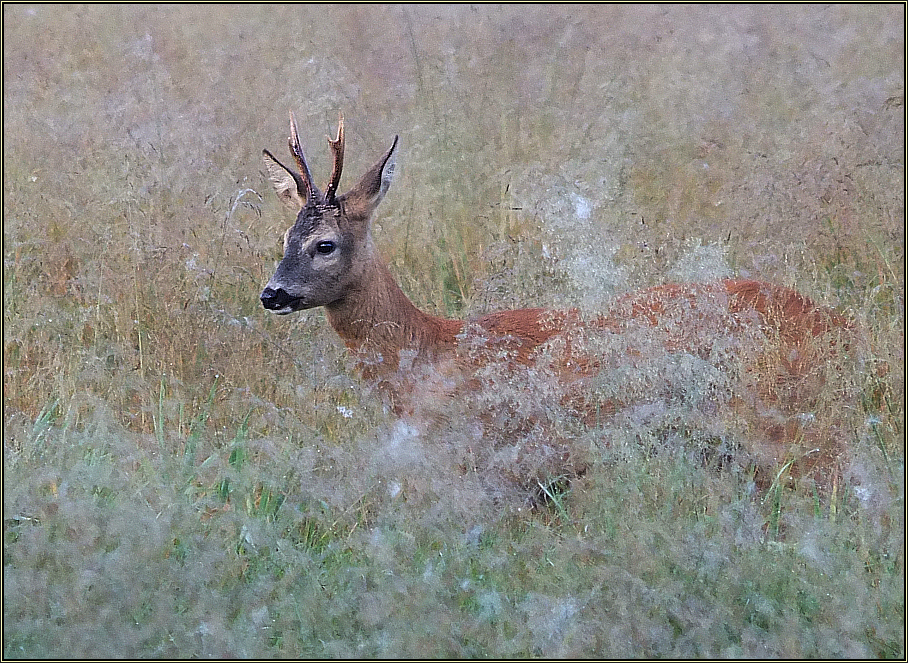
left=260, top=286, right=304, bottom=315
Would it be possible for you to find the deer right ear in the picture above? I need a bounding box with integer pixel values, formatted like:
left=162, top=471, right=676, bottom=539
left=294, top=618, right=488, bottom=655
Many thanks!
left=341, top=136, right=399, bottom=216
left=263, top=149, right=307, bottom=211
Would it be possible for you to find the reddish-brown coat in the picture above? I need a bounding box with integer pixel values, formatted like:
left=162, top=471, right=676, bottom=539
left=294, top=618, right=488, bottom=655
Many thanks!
left=261, top=114, right=855, bottom=487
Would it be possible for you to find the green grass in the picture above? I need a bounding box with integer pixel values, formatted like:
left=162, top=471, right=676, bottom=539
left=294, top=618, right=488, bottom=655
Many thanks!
left=3, top=4, right=904, bottom=658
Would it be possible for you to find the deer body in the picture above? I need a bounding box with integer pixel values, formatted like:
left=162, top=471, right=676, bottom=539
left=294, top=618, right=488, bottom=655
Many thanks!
left=261, top=113, right=852, bottom=485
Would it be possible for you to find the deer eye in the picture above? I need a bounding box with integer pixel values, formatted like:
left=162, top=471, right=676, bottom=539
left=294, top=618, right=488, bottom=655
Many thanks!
left=315, top=241, right=336, bottom=255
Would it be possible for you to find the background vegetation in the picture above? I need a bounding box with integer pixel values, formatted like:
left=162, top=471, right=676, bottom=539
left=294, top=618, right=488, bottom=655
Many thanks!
left=4, top=4, right=903, bottom=657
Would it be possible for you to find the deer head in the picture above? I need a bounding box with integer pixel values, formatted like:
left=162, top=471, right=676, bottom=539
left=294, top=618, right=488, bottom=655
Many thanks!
left=260, top=112, right=399, bottom=314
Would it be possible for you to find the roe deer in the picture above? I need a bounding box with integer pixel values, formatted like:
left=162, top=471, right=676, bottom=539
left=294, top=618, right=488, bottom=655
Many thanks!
left=260, top=112, right=854, bottom=488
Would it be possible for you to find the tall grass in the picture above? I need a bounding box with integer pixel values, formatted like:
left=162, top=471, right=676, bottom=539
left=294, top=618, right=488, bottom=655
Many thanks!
left=4, top=4, right=904, bottom=658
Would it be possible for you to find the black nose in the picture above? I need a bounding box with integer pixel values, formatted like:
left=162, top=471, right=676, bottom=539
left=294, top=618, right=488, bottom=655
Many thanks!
left=260, top=286, right=294, bottom=310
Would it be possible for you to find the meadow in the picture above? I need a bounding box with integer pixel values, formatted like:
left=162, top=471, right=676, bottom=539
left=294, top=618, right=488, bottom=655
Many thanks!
left=3, top=4, right=904, bottom=657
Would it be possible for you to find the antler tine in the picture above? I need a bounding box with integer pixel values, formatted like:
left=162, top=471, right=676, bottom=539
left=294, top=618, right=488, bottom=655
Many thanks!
left=325, top=112, right=345, bottom=202
left=287, top=110, right=317, bottom=201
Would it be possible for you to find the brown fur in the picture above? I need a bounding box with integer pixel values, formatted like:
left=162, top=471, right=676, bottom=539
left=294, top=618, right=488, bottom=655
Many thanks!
left=261, top=114, right=855, bottom=489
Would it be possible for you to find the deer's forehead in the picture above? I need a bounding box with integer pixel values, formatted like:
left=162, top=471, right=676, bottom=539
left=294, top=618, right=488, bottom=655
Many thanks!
left=289, top=204, right=345, bottom=238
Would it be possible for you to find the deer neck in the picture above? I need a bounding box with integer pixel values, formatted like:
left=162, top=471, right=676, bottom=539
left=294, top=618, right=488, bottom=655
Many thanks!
left=324, top=256, right=461, bottom=366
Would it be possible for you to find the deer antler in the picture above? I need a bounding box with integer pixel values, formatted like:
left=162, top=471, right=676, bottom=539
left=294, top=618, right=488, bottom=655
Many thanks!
left=325, top=113, right=345, bottom=202
left=288, top=110, right=318, bottom=202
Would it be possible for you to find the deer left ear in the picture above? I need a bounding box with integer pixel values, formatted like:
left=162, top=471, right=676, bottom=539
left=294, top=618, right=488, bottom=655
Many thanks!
left=340, top=136, right=398, bottom=217
left=263, top=149, right=307, bottom=211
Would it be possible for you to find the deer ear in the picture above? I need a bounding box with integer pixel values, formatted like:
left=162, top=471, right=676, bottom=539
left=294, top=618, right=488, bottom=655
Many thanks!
left=340, top=136, right=398, bottom=217
left=263, top=149, right=307, bottom=211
